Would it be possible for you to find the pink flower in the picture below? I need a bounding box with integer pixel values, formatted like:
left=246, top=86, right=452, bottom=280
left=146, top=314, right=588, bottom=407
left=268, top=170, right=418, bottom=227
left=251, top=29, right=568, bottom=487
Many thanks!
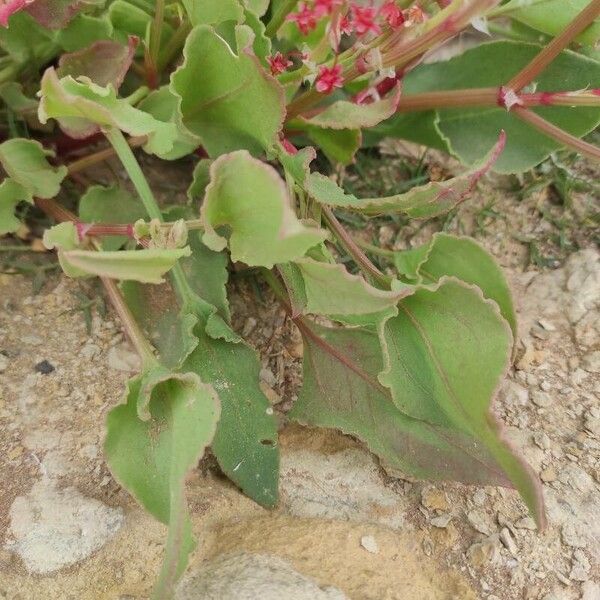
left=315, top=64, right=344, bottom=94
left=351, top=4, right=381, bottom=36
left=268, top=52, right=293, bottom=76
left=286, top=2, right=319, bottom=35
left=339, top=14, right=353, bottom=35
left=380, top=1, right=405, bottom=28
left=314, top=0, right=342, bottom=17
left=405, top=5, right=426, bottom=25
left=0, top=0, right=33, bottom=27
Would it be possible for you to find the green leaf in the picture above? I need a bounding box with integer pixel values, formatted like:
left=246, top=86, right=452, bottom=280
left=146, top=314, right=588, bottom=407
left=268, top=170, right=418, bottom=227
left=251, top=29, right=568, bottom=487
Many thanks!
left=304, top=133, right=505, bottom=217
left=289, top=316, right=545, bottom=529
left=378, top=279, right=544, bottom=527
left=393, top=233, right=517, bottom=339
left=201, top=150, right=327, bottom=267
left=104, top=366, right=220, bottom=598
left=38, top=68, right=178, bottom=156
left=78, top=185, right=147, bottom=250
left=298, top=85, right=402, bottom=130
left=242, top=0, right=269, bottom=16
left=57, top=36, right=137, bottom=88
left=182, top=0, right=244, bottom=26
left=171, top=25, right=285, bottom=156
left=0, top=138, right=67, bottom=200
left=385, top=41, right=600, bottom=173
left=283, top=258, right=406, bottom=317
left=43, top=225, right=191, bottom=283
left=187, top=159, right=212, bottom=203
left=137, top=86, right=199, bottom=160
left=0, top=83, right=49, bottom=132
left=501, top=0, right=600, bottom=46
left=55, top=14, right=114, bottom=52
left=0, top=179, right=29, bottom=235
left=303, top=126, right=361, bottom=166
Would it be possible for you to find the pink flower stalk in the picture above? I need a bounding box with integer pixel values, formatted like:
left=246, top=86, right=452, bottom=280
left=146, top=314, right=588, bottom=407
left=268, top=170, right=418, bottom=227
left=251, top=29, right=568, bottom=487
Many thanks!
left=380, top=1, right=405, bottom=28
left=315, top=63, right=344, bottom=94
left=268, top=52, right=293, bottom=76
left=286, top=2, right=319, bottom=35
left=281, top=138, right=299, bottom=155
left=351, top=4, right=381, bottom=36
left=0, top=0, right=32, bottom=27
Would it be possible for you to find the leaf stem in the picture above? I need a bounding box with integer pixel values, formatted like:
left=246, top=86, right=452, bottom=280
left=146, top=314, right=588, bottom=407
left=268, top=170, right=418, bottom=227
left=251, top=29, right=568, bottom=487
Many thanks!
left=149, top=0, right=166, bottom=78
left=158, top=21, right=192, bottom=71
left=104, top=127, right=195, bottom=304
left=322, top=206, right=392, bottom=288
left=506, top=0, right=600, bottom=92
left=67, top=136, right=148, bottom=175
left=265, top=0, right=299, bottom=37
left=512, top=107, right=600, bottom=162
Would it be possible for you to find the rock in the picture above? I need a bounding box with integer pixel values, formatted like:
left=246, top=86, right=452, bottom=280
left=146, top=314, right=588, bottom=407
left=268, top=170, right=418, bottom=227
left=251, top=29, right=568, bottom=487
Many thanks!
left=430, top=514, right=452, bottom=529
left=533, top=432, right=551, bottom=450
left=259, top=367, right=276, bottom=387
left=514, top=517, right=537, bottom=531
left=561, top=524, right=587, bottom=549
left=5, top=479, right=124, bottom=574
left=0, top=353, right=8, bottom=373
left=467, top=509, right=494, bottom=535
left=499, top=527, right=518, bottom=557
left=175, top=553, right=349, bottom=600
left=558, top=464, right=595, bottom=493
left=421, top=486, right=449, bottom=512
left=540, top=467, right=557, bottom=483
left=34, top=360, right=55, bottom=375
left=584, top=414, right=600, bottom=438
left=466, top=536, right=501, bottom=567
left=565, top=250, right=600, bottom=324
left=581, top=581, right=600, bottom=600
left=107, top=344, right=140, bottom=372
left=531, top=390, right=553, bottom=408
left=360, top=535, right=379, bottom=554
left=582, top=351, right=600, bottom=373
left=501, top=380, right=529, bottom=408
left=570, top=549, right=590, bottom=582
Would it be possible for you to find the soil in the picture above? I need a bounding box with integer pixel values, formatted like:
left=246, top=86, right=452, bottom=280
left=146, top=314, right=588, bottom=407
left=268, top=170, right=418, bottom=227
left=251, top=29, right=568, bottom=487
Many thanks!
left=0, top=146, right=598, bottom=600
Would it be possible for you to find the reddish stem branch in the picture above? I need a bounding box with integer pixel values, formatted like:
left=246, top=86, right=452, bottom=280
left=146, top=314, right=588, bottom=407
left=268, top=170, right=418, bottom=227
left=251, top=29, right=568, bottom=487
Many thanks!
left=513, top=106, right=600, bottom=162
left=507, top=0, right=600, bottom=92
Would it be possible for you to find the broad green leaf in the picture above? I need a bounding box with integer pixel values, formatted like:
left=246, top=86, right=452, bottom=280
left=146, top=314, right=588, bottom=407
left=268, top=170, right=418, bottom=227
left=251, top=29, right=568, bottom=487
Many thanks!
left=187, top=159, right=212, bottom=203
left=38, top=68, right=177, bottom=156
left=285, top=258, right=406, bottom=316
left=0, top=83, right=49, bottom=131
left=201, top=150, right=327, bottom=267
left=108, top=0, right=159, bottom=39
left=105, top=366, right=220, bottom=598
left=393, top=233, right=517, bottom=339
left=138, top=87, right=199, bottom=160
left=43, top=224, right=191, bottom=282
left=378, top=279, right=544, bottom=527
left=55, top=14, right=114, bottom=52
left=289, top=317, right=544, bottom=530
left=122, top=276, right=279, bottom=508
left=298, top=85, right=402, bottom=130
left=78, top=185, right=146, bottom=251
left=379, top=41, right=600, bottom=173
left=0, top=138, right=67, bottom=200
left=171, top=25, right=285, bottom=156
left=304, top=133, right=505, bottom=217
left=0, top=12, right=53, bottom=63
left=304, top=125, right=361, bottom=165
left=57, top=36, right=137, bottom=88
left=501, top=0, right=600, bottom=46
left=240, top=8, right=271, bottom=61
left=182, top=0, right=244, bottom=26
left=0, top=179, right=29, bottom=235
left=182, top=324, right=280, bottom=508
left=242, top=0, right=269, bottom=16
left=276, top=145, right=316, bottom=186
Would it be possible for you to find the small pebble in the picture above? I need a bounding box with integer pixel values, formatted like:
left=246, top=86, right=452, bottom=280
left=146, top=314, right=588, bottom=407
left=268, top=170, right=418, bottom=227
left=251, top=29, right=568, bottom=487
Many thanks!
left=360, top=535, right=379, bottom=554
left=34, top=360, right=55, bottom=375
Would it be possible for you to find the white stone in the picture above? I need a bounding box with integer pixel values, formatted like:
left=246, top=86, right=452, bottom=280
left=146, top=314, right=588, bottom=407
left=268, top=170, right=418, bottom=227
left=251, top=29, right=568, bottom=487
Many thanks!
left=5, top=479, right=124, bottom=574
left=360, top=535, right=379, bottom=554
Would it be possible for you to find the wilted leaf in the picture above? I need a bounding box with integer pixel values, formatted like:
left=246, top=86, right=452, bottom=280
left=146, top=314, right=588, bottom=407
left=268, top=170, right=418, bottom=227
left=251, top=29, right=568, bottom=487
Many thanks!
left=393, top=233, right=517, bottom=339
left=0, top=138, right=67, bottom=200
left=57, top=36, right=138, bottom=88
left=38, top=68, right=177, bottom=156
left=201, top=150, right=327, bottom=267
left=25, top=0, right=103, bottom=29
left=171, top=25, right=285, bottom=156
left=305, top=133, right=505, bottom=217
left=105, top=365, right=220, bottom=598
